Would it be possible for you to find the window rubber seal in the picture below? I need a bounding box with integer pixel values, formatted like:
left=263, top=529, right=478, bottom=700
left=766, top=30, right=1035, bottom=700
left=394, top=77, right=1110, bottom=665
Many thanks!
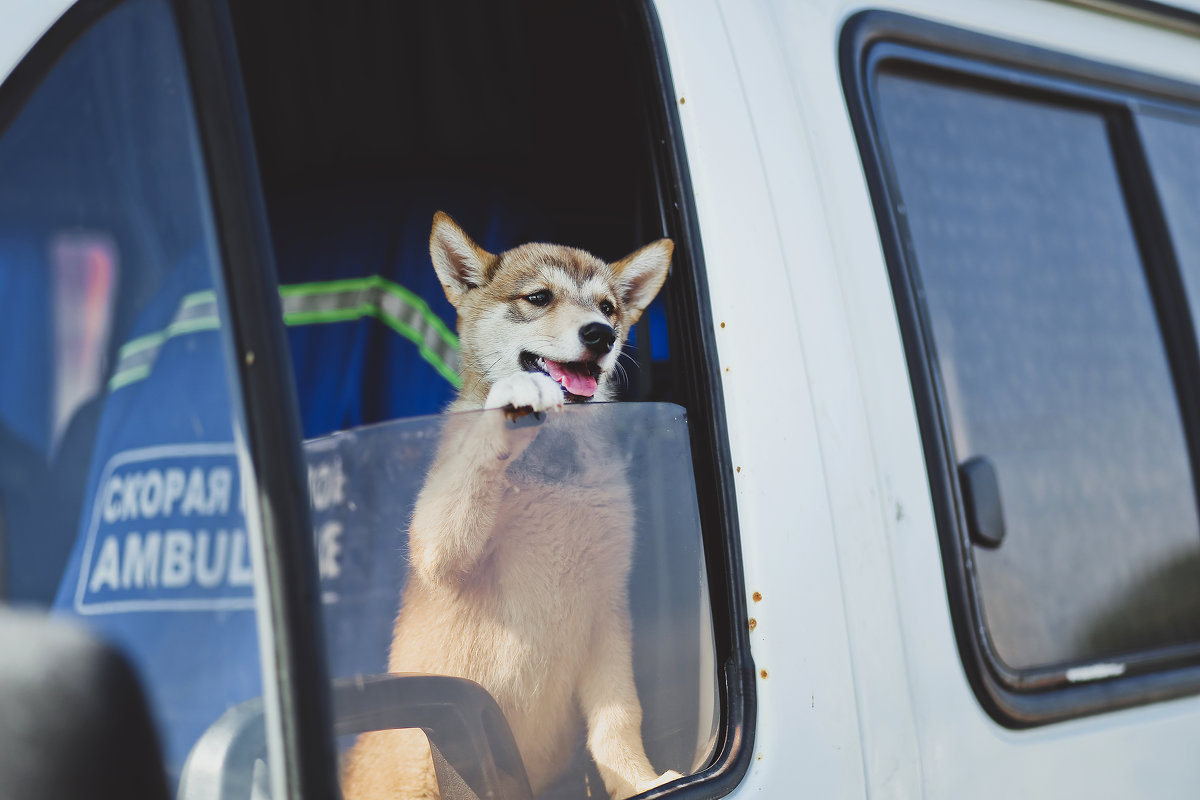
left=1061, top=0, right=1200, bottom=38
left=619, top=1, right=756, bottom=797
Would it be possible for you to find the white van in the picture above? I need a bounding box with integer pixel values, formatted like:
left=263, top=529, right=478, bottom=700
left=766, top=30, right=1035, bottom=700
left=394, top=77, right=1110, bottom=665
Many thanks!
left=1, top=1, right=1199, bottom=798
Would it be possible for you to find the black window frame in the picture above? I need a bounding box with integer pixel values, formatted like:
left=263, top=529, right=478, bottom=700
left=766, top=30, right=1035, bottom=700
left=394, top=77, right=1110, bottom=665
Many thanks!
left=618, top=3, right=757, bottom=798
left=842, top=10, right=1200, bottom=727
left=171, top=1, right=338, bottom=796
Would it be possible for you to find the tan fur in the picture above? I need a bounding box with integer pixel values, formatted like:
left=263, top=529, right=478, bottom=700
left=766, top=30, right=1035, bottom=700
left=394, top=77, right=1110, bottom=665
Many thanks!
left=341, top=213, right=677, bottom=800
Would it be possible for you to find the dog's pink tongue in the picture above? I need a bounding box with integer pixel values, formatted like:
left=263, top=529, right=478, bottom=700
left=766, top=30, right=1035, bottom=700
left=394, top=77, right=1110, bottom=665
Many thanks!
left=544, top=359, right=597, bottom=397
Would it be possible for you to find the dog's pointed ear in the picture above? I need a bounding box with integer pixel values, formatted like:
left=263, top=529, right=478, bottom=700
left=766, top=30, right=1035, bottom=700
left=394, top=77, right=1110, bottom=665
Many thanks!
left=612, top=239, right=672, bottom=326
left=430, top=211, right=496, bottom=308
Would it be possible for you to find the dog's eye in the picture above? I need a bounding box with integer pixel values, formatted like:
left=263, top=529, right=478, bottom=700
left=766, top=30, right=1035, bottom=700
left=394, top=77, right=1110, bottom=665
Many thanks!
left=524, top=290, right=552, bottom=306
left=599, top=299, right=615, bottom=316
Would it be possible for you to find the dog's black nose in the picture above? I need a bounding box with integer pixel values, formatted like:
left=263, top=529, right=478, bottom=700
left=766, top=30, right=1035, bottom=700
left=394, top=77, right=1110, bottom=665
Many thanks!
left=580, top=322, right=616, bottom=354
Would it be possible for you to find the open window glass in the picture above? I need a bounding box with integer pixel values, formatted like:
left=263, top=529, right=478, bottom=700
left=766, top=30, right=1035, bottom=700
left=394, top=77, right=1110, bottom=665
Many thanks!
left=0, top=0, right=277, bottom=795
left=311, top=403, right=717, bottom=798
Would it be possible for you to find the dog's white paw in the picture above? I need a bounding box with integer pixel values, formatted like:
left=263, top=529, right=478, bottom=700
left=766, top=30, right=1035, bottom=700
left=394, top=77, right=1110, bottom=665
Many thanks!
left=485, top=372, right=564, bottom=414
left=634, top=770, right=683, bottom=795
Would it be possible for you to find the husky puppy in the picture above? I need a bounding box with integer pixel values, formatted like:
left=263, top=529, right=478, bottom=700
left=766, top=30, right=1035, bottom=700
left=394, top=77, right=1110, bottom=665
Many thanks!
left=342, top=213, right=679, bottom=800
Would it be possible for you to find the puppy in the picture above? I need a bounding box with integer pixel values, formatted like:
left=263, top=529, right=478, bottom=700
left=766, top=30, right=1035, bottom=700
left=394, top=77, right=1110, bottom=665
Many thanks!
left=341, top=213, right=679, bottom=800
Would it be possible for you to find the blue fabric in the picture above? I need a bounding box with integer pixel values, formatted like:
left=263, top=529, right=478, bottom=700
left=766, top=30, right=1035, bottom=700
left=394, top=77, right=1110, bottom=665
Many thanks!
left=0, top=232, right=57, bottom=603
left=0, top=235, right=52, bottom=457
left=271, top=180, right=548, bottom=436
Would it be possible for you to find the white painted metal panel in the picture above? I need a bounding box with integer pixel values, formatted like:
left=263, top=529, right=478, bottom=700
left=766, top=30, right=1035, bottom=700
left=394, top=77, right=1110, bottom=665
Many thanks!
left=656, top=0, right=1200, bottom=797
left=652, top=1, right=869, bottom=796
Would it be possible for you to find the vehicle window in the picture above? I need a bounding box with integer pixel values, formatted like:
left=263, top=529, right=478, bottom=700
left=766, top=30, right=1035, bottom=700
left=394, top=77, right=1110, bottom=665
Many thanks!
left=873, top=71, right=1200, bottom=671
left=0, top=0, right=272, bottom=792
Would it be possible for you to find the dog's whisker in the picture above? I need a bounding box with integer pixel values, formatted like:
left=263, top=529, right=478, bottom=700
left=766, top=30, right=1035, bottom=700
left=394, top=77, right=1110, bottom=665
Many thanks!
left=616, top=353, right=642, bottom=381
left=611, top=363, right=628, bottom=389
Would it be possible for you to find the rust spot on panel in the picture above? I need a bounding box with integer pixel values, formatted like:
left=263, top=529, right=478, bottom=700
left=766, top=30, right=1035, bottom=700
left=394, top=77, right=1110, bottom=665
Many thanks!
left=719, top=321, right=725, bottom=328
left=748, top=618, right=757, bottom=630
left=760, top=669, right=768, bottom=679
left=679, top=96, right=686, bottom=105
left=752, top=591, right=762, bottom=602
left=736, top=466, right=741, bottom=473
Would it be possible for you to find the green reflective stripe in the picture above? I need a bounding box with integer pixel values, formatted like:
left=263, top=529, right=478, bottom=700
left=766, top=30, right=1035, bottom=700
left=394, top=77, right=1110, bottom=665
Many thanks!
left=107, top=364, right=152, bottom=392
left=116, top=291, right=217, bottom=361
left=280, top=275, right=461, bottom=387
left=108, top=288, right=222, bottom=391
left=180, top=289, right=216, bottom=309
left=108, top=317, right=221, bottom=390
left=108, top=277, right=461, bottom=393
left=280, top=275, right=457, bottom=349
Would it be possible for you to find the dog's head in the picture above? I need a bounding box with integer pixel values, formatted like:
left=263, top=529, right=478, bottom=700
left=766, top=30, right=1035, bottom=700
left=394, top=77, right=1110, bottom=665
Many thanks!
left=430, top=211, right=672, bottom=406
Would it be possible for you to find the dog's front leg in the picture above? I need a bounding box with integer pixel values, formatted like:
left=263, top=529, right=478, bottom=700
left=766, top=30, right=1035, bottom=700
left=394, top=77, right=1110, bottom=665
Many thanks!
left=408, top=413, right=526, bottom=585
left=578, top=604, right=683, bottom=799
left=410, top=372, right=564, bottom=585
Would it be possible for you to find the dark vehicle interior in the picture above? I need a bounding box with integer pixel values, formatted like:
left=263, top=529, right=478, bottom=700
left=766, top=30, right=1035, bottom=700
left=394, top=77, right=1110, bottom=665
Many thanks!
left=229, top=0, right=682, bottom=429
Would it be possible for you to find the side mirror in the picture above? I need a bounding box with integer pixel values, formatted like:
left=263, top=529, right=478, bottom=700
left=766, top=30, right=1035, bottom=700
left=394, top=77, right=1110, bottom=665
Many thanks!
left=0, top=607, right=169, bottom=800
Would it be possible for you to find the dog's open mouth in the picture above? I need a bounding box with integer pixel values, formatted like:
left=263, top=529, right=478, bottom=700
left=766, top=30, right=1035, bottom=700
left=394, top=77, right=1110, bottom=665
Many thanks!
left=521, top=351, right=601, bottom=401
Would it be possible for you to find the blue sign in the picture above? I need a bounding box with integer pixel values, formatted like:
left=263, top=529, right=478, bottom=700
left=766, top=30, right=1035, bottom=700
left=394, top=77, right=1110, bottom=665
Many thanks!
left=69, top=444, right=254, bottom=615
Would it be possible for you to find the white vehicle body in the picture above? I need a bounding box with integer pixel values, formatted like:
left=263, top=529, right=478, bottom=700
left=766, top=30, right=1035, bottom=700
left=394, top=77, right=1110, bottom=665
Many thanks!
left=3, top=1, right=1200, bottom=797
left=654, top=1, right=1200, bottom=797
